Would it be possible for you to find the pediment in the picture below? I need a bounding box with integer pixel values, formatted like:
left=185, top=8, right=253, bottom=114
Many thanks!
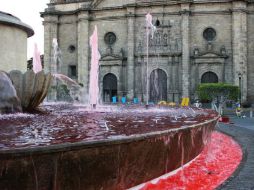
left=192, top=50, right=228, bottom=58
left=100, top=54, right=123, bottom=61
left=192, top=51, right=228, bottom=64
left=198, top=52, right=223, bottom=58
left=201, top=52, right=219, bottom=57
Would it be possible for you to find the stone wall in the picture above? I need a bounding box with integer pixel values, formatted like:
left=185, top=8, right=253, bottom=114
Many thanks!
left=0, top=24, right=27, bottom=72
left=247, top=5, right=254, bottom=102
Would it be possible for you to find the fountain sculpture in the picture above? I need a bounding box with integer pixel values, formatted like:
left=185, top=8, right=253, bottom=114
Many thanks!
left=0, top=71, right=22, bottom=113
left=8, top=70, right=52, bottom=111
left=0, top=15, right=219, bottom=190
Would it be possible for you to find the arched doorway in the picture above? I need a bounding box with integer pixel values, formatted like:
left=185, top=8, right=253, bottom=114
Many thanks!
left=103, top=73, right=117, bottom=102
left=201, top=71, right=218, bottom=83
left=150, top=69, right=167, bottom=103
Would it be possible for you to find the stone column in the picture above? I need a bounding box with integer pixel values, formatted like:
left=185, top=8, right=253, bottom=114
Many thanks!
left=43, top=15, right=58, bottom=74
left=232, top=1, right=247, bottom=102
left=43, top=15, right=59, bottom=101
left=77, top=11, right=90, bottom=103
left=180, top=4, right=191, bottom=98
left=126, top=7, right=135, bottom=100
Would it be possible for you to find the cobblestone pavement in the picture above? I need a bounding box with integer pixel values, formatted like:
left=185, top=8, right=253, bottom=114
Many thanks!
left=216, top=117, right=254, bottom=190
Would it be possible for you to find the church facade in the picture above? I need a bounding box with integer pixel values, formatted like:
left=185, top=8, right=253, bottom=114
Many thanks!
left=42, top=0, right=254, bottom=104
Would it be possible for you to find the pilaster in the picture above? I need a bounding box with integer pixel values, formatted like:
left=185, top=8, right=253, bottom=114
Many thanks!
left=232, top=1, right=247, bottom=102
left=180, top=3, right=191, bottom=98
left=126, top=7, right=135, bottom=100
left=77, top=11, right=90, bottom=103
left=43, top=15, right=59, bottom=74
left=43, top=15, right=59, bottom=101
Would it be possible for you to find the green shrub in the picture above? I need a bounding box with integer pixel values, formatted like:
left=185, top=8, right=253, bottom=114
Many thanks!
left=197, top=83, right=239, bottom=102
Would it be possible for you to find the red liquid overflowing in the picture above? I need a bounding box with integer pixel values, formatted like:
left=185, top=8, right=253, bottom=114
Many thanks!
left=139, top=131, right=242, bottom=190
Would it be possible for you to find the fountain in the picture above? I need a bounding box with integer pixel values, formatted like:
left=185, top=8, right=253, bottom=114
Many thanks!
left=145, top=13, right=156, bottom=107
left=0, top=15, right=219, bottom=190
left=0, top=104, right=219, bottom=189
left=89, top=26, right=100, bottom=108
left=50, top=38, right=82, bottom=102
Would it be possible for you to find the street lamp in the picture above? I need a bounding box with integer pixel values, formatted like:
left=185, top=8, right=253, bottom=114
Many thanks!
left=238, top=72, right=242, bottom=105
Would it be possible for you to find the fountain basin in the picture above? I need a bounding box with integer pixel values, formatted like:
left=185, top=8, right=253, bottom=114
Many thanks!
left=0, top=104, right=218, bottom=190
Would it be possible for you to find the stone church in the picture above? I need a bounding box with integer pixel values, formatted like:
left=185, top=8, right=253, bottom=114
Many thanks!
left=42, top=0, right=254, bottom=104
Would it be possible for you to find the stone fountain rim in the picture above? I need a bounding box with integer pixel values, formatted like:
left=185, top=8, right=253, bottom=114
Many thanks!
left=0, top=116, right=219, bottom=157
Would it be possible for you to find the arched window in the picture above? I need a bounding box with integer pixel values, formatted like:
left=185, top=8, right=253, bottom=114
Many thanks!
left=201, top=72, right=218, bottom=83
left=155, top=19, right=160, bottom=27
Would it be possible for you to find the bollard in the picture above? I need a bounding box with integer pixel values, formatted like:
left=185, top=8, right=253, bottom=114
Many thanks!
left=250, top=109, right=253, bottom=118
left=133, top=98, right=139, bottom=104
left=112, top=96, right=117, bottom=104
left=121, top=97, right=126, bottom=104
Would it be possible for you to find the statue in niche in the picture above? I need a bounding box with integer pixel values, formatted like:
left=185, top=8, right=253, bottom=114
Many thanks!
left=194, top=48, right=199, bottom=56
left=106, top=47, right=113, bottom=55
left=175, top=39, right=179, bottom=52
left=207, top=42, right=213, bottom=52
left=155, top=32, right=160, bottom=46
left=120, top=48, right=125, bottom=58
left=220, top=46, right=226, bottom=55
left=138, top=41, right=143, bottom=53
left=163, top=33, right=168, bottom=46
left=149, top=37, right=154, bottom=47
left=168, top=44, right=171, bottom=52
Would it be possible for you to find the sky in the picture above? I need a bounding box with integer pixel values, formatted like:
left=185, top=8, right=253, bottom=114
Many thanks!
left=1, top=0, right=49, bottom=59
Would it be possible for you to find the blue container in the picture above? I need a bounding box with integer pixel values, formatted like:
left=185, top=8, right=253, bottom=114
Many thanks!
left=133, top=98, right=139, bottom=104
left=112, top=96, right=117, bottom=103
left=121, top=97, right=126, bottom=104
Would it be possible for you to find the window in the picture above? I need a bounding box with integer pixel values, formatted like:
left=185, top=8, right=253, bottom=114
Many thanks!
left=104, top=32, right=116, bottom=46
left=68, top=65, right=77, bottom=78
left=201, top=72, right=218, bottom=83
left=155, top=19, right=160, bottom=27
left=68, top=45, right=76, bottom=53
left=203, top=28, right=216, bottom=42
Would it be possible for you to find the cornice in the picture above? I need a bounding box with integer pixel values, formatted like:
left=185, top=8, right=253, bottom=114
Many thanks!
left=135, top=52, right=182, bottom=58
left=179, top=9, right=191, bottom=15
left=231, top=8, right=248, bottom=13
left=41, top=0, right=254, bottom=18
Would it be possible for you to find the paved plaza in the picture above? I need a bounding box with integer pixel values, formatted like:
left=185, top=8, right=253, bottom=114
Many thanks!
left=217, top=115, right=254, bottom=190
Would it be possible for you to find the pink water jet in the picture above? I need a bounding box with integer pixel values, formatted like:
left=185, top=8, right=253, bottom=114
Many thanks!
left=89, top=26, right=100, bottom=108
left=145, top=13, right=156, bottom=106
left=32, top=43, right=42, bottom=73
left=52, top=38, right=59, bottom=66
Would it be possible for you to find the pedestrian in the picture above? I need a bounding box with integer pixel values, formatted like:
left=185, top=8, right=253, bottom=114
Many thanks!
left=236, top=105, right=242, bottom=117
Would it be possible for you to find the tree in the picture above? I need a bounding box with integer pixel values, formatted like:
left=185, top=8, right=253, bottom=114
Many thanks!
left=197, top=83, right=239, bottom=114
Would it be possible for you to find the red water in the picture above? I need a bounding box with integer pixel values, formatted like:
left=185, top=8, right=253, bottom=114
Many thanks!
left=0, top=104, right=218, bottom=150
left=140, top=131, right=242, bottom=190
